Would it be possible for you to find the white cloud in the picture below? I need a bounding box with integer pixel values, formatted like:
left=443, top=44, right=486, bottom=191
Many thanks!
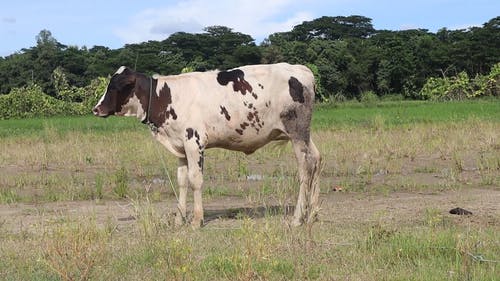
left=114, top=0, right=314, bottom=44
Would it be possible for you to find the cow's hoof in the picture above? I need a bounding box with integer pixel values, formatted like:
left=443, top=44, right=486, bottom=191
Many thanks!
left=306, top=213, right=319, bottom=224
left=290, top=218, right=303, bottom=227
left=191, top=219, right=204, bottom=229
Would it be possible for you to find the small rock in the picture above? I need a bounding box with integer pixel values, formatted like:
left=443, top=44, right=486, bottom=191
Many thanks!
left=152, top=178, right=166, bottom=184
left=246, top=174, right=264, bottom=181
left=332, top=185, right=343, bottom=192
left=449, top=207, right=472, bottom=215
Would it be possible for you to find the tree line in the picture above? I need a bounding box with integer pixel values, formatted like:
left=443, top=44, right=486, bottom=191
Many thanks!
left=0, top=15, right=499, bottom=101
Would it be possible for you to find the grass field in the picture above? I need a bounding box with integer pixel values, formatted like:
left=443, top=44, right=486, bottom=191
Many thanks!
left=0, top=100, right=499, bottom=280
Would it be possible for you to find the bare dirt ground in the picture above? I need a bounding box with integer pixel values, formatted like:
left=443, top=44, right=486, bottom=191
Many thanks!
left=2, top=187, right=498, bottom=234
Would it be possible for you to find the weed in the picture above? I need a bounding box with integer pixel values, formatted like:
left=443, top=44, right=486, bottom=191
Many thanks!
left=237, top=157, right=248, bottom=178
left=414, top=166, right=439, bottom=173
left=423, top=208, right=446, bottom=228
left=113, top=166, right=129, bottom=198
left=94, top=173, right=104, bottom=200
left=453, top=153, right=465, bottom=173
left=0, top=188, right=20, bottom=204
left=41, top=219, right=110, bottom=281
left=130, top=196, right=170, bottom=239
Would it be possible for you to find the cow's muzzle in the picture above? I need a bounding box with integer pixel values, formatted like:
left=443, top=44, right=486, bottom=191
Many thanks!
left=92, top=106, right=110, bottom=117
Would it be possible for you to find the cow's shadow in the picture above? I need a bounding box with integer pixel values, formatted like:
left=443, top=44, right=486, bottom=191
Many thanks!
left=203, top=205, right=295, bottom=224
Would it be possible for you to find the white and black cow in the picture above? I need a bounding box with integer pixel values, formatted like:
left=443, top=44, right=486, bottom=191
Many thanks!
left=93, top=63, right=321, bottom=227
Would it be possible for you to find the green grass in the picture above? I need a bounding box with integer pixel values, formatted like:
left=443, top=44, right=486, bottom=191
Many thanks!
left=0, top=115, right=145, bottom=138
left=313, top=99, right=500, bottom=129
left=0, top=99, right=498, bottom=138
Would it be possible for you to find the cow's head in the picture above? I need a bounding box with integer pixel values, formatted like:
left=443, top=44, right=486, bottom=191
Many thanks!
left=93, top=66, right=141, bottom=118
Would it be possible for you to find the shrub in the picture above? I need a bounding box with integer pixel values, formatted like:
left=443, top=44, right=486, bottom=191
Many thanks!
left=306, top=63, right=327, bottom=102
left=360, top=90, right=379, bottom=106
left=419, top=63, right=500, bottom=100
left=0, top=83, right=84, bottom=119
left=0, top=74, right=109, bottom=119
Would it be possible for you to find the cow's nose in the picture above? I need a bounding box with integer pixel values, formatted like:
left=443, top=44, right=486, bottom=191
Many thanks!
left=92, top=106, right=100, bottom=116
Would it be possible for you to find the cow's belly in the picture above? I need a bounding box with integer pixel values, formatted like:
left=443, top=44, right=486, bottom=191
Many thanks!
left=206, top=127, right=289, bottom=155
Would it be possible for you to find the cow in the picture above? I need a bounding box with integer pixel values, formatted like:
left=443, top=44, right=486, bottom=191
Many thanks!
left=93, top=63, right=321, bottom=227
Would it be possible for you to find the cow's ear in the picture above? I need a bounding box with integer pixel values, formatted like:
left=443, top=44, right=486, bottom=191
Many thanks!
left=115, top=66, right=131, bottom=75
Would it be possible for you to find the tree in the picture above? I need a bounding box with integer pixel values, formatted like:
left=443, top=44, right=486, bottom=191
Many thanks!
left=31, top=30, right=66, bottom=96
left=286, top=15, right=375, bottom=41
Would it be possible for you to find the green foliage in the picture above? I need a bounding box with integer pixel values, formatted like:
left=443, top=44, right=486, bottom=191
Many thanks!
left=305, top=63, right=326, bottom=101
left=419, top=63, right=500, bottom=100
left=181, top=66, right=195, bottom=73
left=360, top=90, right=379, bottom=106
left=0, top=68, right=108, bottom=119
left=0, top=83, right=84, bottom=119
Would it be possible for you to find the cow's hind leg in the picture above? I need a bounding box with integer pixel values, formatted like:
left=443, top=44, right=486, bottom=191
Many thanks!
left=291, top=138, right=321, bottom=226
left=175, top=158, right=188, bottom=226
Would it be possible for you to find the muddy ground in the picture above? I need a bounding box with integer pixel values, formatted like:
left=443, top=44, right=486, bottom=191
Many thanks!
left=1, top=187, right=498, bottom=234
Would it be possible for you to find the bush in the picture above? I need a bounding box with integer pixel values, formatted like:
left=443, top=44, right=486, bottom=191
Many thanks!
left=360, top=91, right=379, bottom=106
left=0, top=84, right=83, bottom=119
left=306, top=63, right=327, bottom=102
left=419, top=63, right=500, bottom=100
left=0, top=74, right=109, bottom=119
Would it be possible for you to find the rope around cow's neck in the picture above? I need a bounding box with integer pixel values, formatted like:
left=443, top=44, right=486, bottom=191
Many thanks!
left=146, top=76, right=160, bottom=133
left=146, top=76, right=154, bottom=128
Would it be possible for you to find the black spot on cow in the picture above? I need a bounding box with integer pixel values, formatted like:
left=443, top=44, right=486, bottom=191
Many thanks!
left=187, top=128, right=203, bottom=150
left=146, top=80, right=177, bottom=127
left=167, top=108, right=177, bottom=120
left=288, top=76, right=305, bottom=103
left=158, top=83, right=172, bottom=104
left=280, top=105, right=312, bottom=143
left=240, top=122, right=249, bottom=130
left=247, top=112, right=254, bottom=121
left=220, top=105, right=231, bottom=121
left=197, top=152, right=204, bottom=171
left=217, top=69, right=253, bottom=95
left=235, top=128, right=244, bottom=135
left=194, top=130, right=201, bottom=148
left=186, top=128, right=194, bottom=139
left=280, top=109, right=298, bottom=121
left=251, top=92, right=258, bottom=99
left=258, top=83, right=264, bottom=89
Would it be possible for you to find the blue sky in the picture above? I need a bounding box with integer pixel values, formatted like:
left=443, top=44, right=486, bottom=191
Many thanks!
left=1, top=0, right=498, bottom=57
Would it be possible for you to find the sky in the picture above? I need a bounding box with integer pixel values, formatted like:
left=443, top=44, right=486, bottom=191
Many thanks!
left=1, top=0, right=498, bottom=57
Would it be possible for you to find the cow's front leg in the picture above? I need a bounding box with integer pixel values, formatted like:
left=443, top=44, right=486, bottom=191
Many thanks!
left=187, top=149, right=204, bottom=228
left=175, top=158, right=188, bottom=226
left=184, top=128, right=206, bottom=228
